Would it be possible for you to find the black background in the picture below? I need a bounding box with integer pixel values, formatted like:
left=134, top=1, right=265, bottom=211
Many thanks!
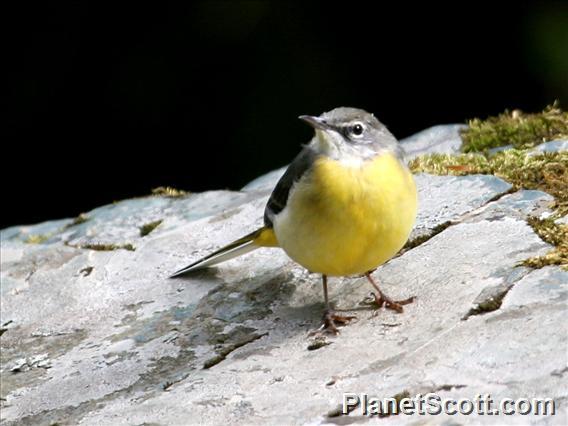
left=6, top=1, right=568, bottom=228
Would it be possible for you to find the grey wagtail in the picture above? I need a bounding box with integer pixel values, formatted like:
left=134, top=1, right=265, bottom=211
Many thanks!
left=171, top=107, right=417, bottom=333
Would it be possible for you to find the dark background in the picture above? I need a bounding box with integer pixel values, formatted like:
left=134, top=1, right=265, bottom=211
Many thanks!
left=6, top=1, right=568, bottom=228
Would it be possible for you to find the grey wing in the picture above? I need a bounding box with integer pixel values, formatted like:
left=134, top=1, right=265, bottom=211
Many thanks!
left=264, top=146, right=318, bottom=228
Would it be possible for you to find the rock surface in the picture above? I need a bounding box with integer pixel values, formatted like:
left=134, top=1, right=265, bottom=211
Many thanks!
left=398, top=124, right=466, bottom=159
left=1, top=128, right=566, bottom=425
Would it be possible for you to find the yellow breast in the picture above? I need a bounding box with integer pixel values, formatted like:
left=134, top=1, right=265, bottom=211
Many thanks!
left=273, top=152, right=417, bottom=276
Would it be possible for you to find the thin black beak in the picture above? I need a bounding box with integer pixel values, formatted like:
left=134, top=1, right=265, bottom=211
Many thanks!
left=298, top=115, right=331, bottom=130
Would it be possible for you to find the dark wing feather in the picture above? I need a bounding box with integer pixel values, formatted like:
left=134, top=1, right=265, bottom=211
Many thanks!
left=264, top=146, right=318, bottom=227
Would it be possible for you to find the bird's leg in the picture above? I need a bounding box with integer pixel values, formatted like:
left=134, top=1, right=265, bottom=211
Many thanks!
left=320, top=274, right=356, bottom=334
left=365, top=273, right=414, bottom=313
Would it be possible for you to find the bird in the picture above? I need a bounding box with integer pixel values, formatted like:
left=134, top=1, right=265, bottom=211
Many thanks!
left=170, top=107, right=418, bottom=333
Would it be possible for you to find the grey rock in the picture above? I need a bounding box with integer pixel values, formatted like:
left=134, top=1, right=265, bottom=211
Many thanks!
left=461, top=190, right=554, bottom=223
left=2, top=190, right=263, bottom=247
left=502, top=266, right=567, bottom=308
left=488, top=144, right=513, bottom=155
left=411, top=174, right=512, bottom=240
left=242, top=166, right=287, bottom=192
left=7, top=353, right=51, bottom=373
left=1, top=218, right=73, bottom=242
left=529, top=139, right=568, bottom=154
left=399, top=124, right=466, bottom=160
left=1, top=134, right=566, bottom=425
left=487, top=140, right=567, bottom=156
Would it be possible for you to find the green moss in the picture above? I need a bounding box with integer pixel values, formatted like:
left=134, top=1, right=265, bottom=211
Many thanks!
left=61, top=213, right=90, bottom=230
left=409, top=150, right=568, bottom=215
left=70, top=213, right=89, bottom=226
left=522, top=217, right=568, bottom=270
left=151, top=186, right=188, bottom=198
left=24, top=213, right=89, bottom=244
left=410, top=150, right=568, bottom=270
left=139, top=219, right=163, bottom=237
left=70, top=242, right=136, bottom=252
left=523, top=251, right=567, bottom=270
left=527, top=216, right=566, bottom=246
left=461, top=103, right=568, bottom=153
left=24, top=234, right=51, bottom=244
left=465, top=288, right=511, bottom=318
left=307, top=338, right=332, bottom=351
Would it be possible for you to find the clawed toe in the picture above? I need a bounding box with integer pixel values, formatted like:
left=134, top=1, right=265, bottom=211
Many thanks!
left=313, top=309, right=356, bottom=335
left=375, top=293, right=414, bottom=312
left=370, top=292, right=415, bottom=314
left=364, top=273, right=414, bottom=315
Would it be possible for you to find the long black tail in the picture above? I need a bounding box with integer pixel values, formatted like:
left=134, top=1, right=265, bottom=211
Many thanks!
left=169, top=229, right=263, bottom=278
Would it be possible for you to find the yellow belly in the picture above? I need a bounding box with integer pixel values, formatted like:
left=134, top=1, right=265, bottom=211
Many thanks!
left=273, top=153, right=417, bottom=276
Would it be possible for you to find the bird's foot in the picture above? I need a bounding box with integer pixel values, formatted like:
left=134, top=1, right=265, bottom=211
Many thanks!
left=310, top=309, right=356, bottom=335
left=367, top=292, right=415, bottom=314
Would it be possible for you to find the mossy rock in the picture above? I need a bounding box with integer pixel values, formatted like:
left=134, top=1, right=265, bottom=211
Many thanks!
left=461, top=103, right=568, bottom=153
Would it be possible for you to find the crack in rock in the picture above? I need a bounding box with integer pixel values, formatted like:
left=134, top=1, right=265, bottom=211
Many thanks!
left=462, top=282, right=516, bottom=319
left=402, top=187, right=521, bottom=254
left=202, top=332, right=269, bottom=369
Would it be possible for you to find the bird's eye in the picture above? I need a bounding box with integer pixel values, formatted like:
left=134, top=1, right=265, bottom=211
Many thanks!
left=350, top=123, right=364, bottom=136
